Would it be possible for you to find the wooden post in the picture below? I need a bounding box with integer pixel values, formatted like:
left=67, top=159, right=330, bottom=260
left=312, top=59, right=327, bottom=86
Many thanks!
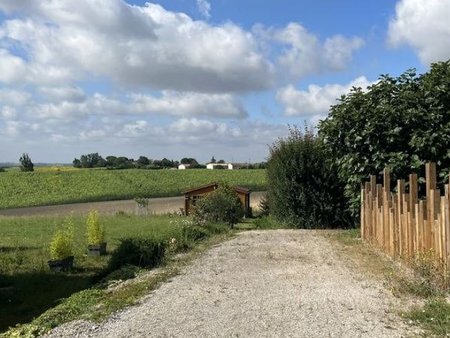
left=397, top=179, right=405, bottom=257
left=409, top=174, right=418, bottom=254
left=384, top=169, right=391, bottom=253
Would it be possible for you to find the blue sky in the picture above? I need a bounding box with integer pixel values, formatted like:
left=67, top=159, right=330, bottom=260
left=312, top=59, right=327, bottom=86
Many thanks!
left=0, top=0, right=448, bottom=163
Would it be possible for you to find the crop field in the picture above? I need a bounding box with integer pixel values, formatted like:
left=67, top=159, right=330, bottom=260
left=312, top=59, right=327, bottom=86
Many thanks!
left=0, top=213, right=226, bottom=332
left=0, top=169, right=267, bottom=209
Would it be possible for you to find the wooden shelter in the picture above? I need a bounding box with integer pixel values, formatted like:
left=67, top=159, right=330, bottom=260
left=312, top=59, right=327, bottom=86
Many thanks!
left=183, top=182, right=251, bottom=216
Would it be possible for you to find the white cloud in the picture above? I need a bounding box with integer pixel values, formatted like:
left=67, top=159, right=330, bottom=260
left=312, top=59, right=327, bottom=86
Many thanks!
left=38, top=86, right=86, bottom=103
left=277, top=76, right=373, bottom=116
left=0, top=0, right=273, bottom=92
left=0, top=49, right=27, bottom=83
left=257, top=23, right=364, bottom=80
left=0, top=89, right=31, bottom=106
left=196, top=0, right=211, bottom=19
left=388, top=0, right=450, bottom=64
left=132, top=92, right=247, bottom=118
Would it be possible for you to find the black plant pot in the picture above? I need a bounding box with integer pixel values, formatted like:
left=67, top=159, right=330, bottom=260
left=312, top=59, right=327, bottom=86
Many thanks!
left=48, top=256, right=74, bottom=272
left=88, top=242, right=107, bottom=256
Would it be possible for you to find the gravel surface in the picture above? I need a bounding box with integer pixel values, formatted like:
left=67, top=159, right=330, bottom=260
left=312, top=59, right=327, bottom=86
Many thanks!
left=45, top=230, right=418, bottom=338
left=0, top=192, right=265, bottom=217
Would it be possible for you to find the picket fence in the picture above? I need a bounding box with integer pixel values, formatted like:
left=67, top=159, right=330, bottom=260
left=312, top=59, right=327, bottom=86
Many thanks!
left=361, top=163, right=450, bottom=267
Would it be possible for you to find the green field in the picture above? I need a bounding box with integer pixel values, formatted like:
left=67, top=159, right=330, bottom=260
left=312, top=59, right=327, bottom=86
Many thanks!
left=0, top=213, right=229, bottom=332
left=0, top=169, right=267, bottom=209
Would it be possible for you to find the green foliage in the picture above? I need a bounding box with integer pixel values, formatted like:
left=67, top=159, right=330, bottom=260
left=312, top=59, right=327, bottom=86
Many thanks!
left=107, top=237, right=167, bottom=272
left=192, top=184, right=244, bottom=227
left=19, top=153, right=34, bottom=172
left=319, top=60, right=450, bottom=219
left=0, top=169, right=266, bottom=209
left=267, top=125, right=352, bottom=228
left=49, top=217, right=74, bottom=260
left=86, top=210, right=105, bottom=245
left=253, top=216, right=284, bottom=230
left=405, top=298, right=450, bottom=337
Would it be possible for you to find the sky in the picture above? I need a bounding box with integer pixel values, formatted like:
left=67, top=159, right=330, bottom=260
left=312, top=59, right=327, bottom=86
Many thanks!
left=0, top=0, right=449, bottom=164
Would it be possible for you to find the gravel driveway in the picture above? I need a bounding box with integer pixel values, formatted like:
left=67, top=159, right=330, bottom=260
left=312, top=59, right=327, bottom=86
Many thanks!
left=45, top=230, right=418, bottom=338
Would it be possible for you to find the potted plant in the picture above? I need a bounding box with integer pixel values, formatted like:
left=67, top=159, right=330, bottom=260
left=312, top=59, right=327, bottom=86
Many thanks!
left=48, top=217, right=74, bottom=272
left=86, top=210, right=106, bottom=256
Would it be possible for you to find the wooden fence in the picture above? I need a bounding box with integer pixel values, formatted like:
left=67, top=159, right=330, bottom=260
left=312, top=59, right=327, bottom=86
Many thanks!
left=361, top=163, right=450, bottom=267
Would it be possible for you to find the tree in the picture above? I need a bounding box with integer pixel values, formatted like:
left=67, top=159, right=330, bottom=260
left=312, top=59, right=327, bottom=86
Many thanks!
left=319, top=60, right=450, bottom=220
left=73, top=158, right=82, bottom=168
left=19, top=153, right=34, bottom=172
left=136, top=156, right=150, bottom=168
left=267, top=126, right=351, bottom=228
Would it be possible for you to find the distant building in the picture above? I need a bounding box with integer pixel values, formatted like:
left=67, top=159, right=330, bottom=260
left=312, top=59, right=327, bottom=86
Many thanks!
left=178, top=164, right=191, bottom=170
left=206, top=163, right=233, bottom=170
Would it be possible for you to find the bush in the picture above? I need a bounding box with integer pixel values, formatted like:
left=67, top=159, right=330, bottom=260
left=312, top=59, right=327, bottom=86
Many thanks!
left=86, top=210, right=105, bottom=245
left=266, top=125, right=352, bottom=228
left=319, top=60, right=450, bottom=220
left=107, top=237, right=166, bottom=271
left=192, top=184, right=244, bottom=227
left=49, top=217, right=74, bottom=260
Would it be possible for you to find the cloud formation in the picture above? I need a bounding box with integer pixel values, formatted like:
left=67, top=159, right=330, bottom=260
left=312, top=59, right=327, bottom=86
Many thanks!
left=277, top=76, right=373, bottom=116
left=196, top=0, right=211, bottom=19
left=388, top=0, right=450, bottom=64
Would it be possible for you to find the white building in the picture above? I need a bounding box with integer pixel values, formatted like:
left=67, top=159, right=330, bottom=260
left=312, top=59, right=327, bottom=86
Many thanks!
left=206, top=163, right=233, bottom=170
left=178, top=164, right=190, bottom=170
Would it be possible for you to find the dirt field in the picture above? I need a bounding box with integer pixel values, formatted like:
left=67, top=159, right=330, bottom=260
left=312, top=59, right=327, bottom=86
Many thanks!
left=45, top=230, right=420, bottom=338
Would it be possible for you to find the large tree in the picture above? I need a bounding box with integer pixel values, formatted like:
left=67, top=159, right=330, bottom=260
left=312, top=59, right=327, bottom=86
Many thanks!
left=19, top=153, right=34, bottom=172
left=319, top=60, right=450, bottom=219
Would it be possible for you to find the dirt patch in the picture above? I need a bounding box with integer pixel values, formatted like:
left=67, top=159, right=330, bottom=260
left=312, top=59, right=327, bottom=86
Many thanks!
left=46, top=230, right=421, bottom=337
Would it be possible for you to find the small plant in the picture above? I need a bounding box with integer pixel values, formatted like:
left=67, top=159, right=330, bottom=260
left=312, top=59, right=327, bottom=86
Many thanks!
left=107, top=237, right=166, bottom=272
left=86, top=210, right=105, bottom=245
left=49, top=217, right=74, bottom=261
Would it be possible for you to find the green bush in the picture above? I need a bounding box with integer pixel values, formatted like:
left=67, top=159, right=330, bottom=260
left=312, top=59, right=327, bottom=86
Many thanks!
left=192, top=184, right=244, bottom=227
left=49, top=217, right=74, bottom=260
left=319, top=60, right=450, bottom=220
left=267, top=125, right=352, bottom=228
left=107, top=237, right=166, bottom=271
left=86, top=210, right=105, bottom=245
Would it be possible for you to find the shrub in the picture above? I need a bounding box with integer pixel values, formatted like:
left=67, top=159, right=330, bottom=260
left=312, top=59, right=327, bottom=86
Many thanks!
left=192, top=184, right=244, bottom=227
left=107, top=237, right=166, bottom=271
left=49, top=217, right=74, bottom=260
left=266, top=125, right=352, bottom=228
left=319, top=60, right=450, bottom=220
left=86, top=210, right=105, bottom=245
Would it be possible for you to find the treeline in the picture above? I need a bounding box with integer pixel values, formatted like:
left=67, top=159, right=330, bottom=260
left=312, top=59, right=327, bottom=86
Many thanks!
left=73, top=153, right=181, bottom=169
left=72, top=153, right=267, bottom=170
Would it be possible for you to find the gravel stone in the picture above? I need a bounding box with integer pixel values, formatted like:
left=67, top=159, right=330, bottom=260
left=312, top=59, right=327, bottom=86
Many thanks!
left=44, top=230, right=420, bottom=338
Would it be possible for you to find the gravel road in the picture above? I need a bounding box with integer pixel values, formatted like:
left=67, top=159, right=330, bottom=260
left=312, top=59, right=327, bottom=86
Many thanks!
left=0, top=192, right=266, bottom=217
left=45, top=230, right=418, bottom=338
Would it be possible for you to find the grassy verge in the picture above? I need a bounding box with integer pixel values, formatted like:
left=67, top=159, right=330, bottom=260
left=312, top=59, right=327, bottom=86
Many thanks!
left=0, top=213, right=231, bottom=335
left=0, top=169, right=267, bottom=209
left=326, top=229, right=450, bottom=337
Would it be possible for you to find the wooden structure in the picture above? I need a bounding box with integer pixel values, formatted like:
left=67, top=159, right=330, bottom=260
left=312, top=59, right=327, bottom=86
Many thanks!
left=183, top=182, right=251, bottom=216
left=361, top=162, right=450, bottom=268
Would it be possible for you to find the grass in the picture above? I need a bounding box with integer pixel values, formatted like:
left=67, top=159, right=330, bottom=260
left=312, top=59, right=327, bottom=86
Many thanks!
left=0, top=169, right=266, bottom=209
left=0, top=213, right=230, bottom=334
left=327, top=228, right=450, bottom=337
